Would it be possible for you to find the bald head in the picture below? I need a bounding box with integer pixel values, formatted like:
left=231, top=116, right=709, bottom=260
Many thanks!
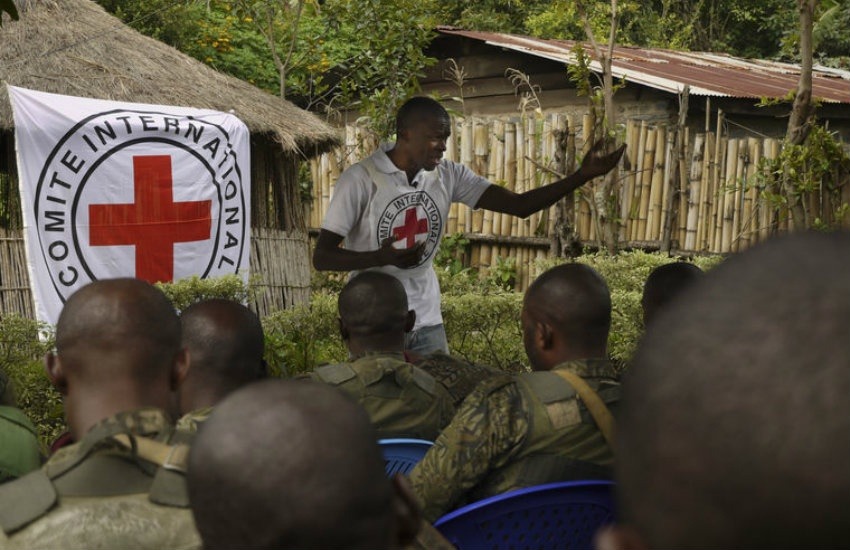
left=641, top=262, right=704, bottom=326
left=522, top=263, right=611, bottom=369
left=188, top=380, right=416, bottom=549
left=618, top=233, right=850, bottom=548
left=179, top=299, right=266, bottom=412
left=339, top=272, right=412, bottom=353
left=55, top=278, right=181, bottom=382
left=48, top=278, right=185, bottom=437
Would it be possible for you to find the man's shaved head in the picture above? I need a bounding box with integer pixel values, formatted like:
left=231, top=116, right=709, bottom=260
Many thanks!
left=56, top=277, right=181, bottom=382
left=338, top=272, right=411, bottom=353
left=641, top=262, right=704, bottom=326
left=522, top=263, right=611, bottom=369
left=188, top=380, right=413, bottom=549
left=179, top=299, right=266, bottom=412
left=618, top=232, right=850, bottom=548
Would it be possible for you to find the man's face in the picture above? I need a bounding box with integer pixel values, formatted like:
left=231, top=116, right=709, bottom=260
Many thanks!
left=403, top=115, right=451, bottom=172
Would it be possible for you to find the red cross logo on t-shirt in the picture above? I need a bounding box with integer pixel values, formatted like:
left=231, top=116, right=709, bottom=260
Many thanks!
left=88, top=155, right=212, bottom=283
left=392, top=208, right=428, bottom=248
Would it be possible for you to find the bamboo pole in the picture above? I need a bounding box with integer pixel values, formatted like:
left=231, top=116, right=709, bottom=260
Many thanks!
left=760, top=138, right=780, bottom=240
left=460, top=118, right=474, bottom=233
left=525, top=117, right=538, bottom=235
left=515, top=118, right=527, bottom=237
left=619, top=119, right=639, bottom=242
left=492, top=119, right=506, bottom=236
left=684, top=133, right=705, bottom=251
left=630, top=121, right=650, bottom=242
left=696, top=131, right=715, bottom=251
left=636, top=127, right=657, bottom=240
left=720, top=138, right=738, bottom=253
left=504, top=122, right=518, bottom=237
left=473, top=120, right=489, bottom=232
left=677, top=127, right=691, bottom=247
left=730, top=138, right=747, bottom=252
left=651, top=126, right=669, bottom=241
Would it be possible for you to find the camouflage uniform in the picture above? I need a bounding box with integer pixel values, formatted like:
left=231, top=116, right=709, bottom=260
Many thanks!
left=0, top=408, right=201, bottom=550
left=0, top=406, right=42, bottom=483
left=414, top=352, right=503, bottom=408
left=176, top=406, right=214, bottom=433
left=304, top=352, right=455, bottom=440
left=409, top=359, right=619, bottom=522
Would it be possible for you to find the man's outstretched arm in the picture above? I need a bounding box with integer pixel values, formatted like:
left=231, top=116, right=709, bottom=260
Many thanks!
left=312, top=229, right=425, bottom=271
left=475, top=140, right=626, bottom=218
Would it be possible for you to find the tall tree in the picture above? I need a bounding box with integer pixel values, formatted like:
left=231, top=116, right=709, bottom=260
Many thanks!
left=784, top=0, right=817, bottom=229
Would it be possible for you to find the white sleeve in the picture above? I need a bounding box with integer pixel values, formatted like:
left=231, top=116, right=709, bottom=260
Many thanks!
left=320, top=164, right=371, bottom=237
left=447, top=161, right=492, bottom=208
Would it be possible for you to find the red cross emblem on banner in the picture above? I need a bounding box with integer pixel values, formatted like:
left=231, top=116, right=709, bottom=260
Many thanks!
left=392, top=208, right=428, bottom=248
left=89, top=155, right=212, bottom=283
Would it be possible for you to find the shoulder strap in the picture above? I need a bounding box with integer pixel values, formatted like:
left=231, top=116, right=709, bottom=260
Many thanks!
left=551, top=369, right=615, bottom=446
left=111, top=434, right=190, bottom=473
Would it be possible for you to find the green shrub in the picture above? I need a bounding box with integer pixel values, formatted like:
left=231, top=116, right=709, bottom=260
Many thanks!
left=262, top=292, right=346, bottom=377
left=0, top=315, right=64, bottom=448
left=155, top=274, right=253, bottom=312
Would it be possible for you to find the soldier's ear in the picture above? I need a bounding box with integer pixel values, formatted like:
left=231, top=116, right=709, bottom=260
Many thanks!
left=170, top=347, right=190, bottom=391
left=404, top=310, right=416, bottom=333
left=537, top=320, right=554, bottom=351
left=389, top=474, right=421, bottom=548
left=44, top=351, right=67, bottom=395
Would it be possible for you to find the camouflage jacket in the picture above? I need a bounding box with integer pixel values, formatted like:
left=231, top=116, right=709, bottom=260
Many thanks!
left=0, top=406, right=42, bottom=483
left=409, top=359, right=620, bottom=522
left=176, top=406, right=214, bottom=434
left=0, top=408, right=201, bottom=550
left=413, top=352, right=503, bottom=408
left=304, top=352, right=455, bottom=440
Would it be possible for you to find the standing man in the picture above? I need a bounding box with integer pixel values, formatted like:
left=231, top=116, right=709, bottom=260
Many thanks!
left=313, top=97, right=625, bottom=355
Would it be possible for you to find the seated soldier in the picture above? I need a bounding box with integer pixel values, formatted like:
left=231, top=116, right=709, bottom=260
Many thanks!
left=641, top=261, right=703, bottom=327
left=0, top=370, right=42, bottom=484
left=409, top=263, right=620, bottom=522
left=302, top=271, right=454, bottom=441
left=187, top=379, right=421, bottom=549
left=598, top=233, right=850, bottom=550
left=0, top=278, right=200, bottom=549
left=177, top=298, right=268, bottom=432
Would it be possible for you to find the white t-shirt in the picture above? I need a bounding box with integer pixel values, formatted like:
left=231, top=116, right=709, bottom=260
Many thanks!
left=321, top=144, right=491, bottom=329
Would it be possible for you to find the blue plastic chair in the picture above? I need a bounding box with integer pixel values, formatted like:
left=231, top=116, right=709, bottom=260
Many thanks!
left=378, top=438, right=434, bottom=476
left=432, top=480, right=616, bottom=550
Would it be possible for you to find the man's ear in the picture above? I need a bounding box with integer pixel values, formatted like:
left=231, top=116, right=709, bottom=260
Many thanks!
left=594, top=525, right=650, bottom=550
left=389, top=474, right=421, bottom=548
left=170, top=348, right=190, bottom=391
left=44, top=351, right=68, bottom=395
left=537, top=320, right=554, bottom=351
left=338, top=317, right=350, bottom=341
left=404, top=310, right=416, bottom=334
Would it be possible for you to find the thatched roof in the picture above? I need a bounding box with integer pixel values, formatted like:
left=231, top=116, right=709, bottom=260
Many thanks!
left=0, top=0, right=340, bottom=157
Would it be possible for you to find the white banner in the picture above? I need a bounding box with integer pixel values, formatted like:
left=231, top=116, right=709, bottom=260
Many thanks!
left=9, top=86, right=251, bottom=324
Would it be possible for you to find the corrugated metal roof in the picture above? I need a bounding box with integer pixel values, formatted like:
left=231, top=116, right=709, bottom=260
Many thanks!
left=436, top=28, right=850, bottom=104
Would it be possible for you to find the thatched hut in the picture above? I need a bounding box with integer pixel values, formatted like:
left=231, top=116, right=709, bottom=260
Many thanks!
left=0, top=0, right=340, bottom=318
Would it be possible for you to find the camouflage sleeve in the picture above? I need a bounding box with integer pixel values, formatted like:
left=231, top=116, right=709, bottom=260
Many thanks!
left=408, top=376, right=528, bottom=523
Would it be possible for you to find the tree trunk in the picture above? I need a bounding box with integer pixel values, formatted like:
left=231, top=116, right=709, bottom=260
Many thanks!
left=784, top=0, right=817, bottom=229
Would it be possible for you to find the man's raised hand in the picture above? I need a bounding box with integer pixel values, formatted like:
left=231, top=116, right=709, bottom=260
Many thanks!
left=577, top=138, right=627, bottom=181
left=379, top=236, right=425, bottom=268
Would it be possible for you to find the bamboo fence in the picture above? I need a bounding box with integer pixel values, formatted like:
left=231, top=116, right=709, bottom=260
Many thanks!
left=0, top=228, right=310, bottom=320
left=308, top=114, right=849, bottom=292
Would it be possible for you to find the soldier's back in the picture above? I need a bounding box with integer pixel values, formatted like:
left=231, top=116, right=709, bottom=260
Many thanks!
left=413, top=352, right=503, bottom=407
left=305, top=352, right=454, bottom=440
left=0, top=409, right=201, bottom=550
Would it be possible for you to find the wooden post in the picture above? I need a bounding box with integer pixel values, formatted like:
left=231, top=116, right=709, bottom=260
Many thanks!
left=684, top=133, right=705, bottom=251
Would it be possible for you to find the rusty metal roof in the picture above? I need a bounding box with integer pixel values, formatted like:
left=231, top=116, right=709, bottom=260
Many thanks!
left=436, top=27, right=850, bottom=104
